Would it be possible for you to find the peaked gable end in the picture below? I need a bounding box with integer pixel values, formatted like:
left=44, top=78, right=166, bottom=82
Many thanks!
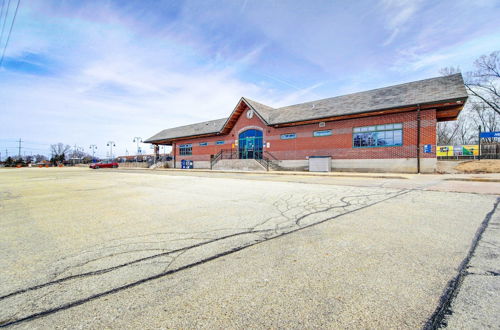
left=219, top=98, right=273, bottom=135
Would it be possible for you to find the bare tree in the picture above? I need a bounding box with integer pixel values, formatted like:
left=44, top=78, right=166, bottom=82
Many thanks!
left=439, top=66, right=461, bottom=77
left=436, top=111, right=474, bottom=145
left=34, top=154, right=47, bottom=162
left=50, top=143, right=71, bottom=163
left=455, top=113, right=474, bottom=145
left=469, top=101, right=499, bottom=143
left=70, top=147, right=90, bottom=159
left=466, top=51, right=500, bottom=116
left=437, top=121, right=459, bottom=145
left=438, top=51, right=500, bottom=145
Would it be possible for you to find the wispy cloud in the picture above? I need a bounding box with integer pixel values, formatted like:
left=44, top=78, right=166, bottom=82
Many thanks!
left=379, top=0, right=422, bottom=46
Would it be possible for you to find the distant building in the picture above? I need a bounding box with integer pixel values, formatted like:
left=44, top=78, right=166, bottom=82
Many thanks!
left=145, top=74, right=467, bottom=173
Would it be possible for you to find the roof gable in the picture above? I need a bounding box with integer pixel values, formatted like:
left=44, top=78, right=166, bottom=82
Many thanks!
left=218, top=97, right=274, bottom=135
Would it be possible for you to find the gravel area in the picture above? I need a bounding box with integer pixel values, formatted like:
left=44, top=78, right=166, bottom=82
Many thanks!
left=0, top=167, right=497, bottom=328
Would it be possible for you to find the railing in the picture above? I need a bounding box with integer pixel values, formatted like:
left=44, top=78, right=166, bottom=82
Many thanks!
left=253, top=151, right=269, bottom=171
left=210, top=149, right=274, bottom=171
left=210, top=149, right=238, bottom=169
left=263, top=151, right=279, bottom=161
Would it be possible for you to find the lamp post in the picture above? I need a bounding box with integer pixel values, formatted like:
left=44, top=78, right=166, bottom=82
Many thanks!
left=89, top=145, right=97, bottom=163
left=133, top=137, right=142, bottom=155
left=133, top=137, right=142, bottom=166
left=107, top=141, right=116, bottom=160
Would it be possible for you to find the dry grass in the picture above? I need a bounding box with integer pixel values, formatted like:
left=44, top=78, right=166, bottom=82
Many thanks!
left=455, top=160, right=500, bottom=173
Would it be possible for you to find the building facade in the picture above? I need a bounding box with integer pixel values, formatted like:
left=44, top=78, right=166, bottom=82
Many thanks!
left=145, top=74, right=468, bottom=173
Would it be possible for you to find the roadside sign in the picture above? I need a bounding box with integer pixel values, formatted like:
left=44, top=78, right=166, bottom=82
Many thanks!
left=479, top=131, right=500, bottom=138
left=424, top=144, right=432, bottom=153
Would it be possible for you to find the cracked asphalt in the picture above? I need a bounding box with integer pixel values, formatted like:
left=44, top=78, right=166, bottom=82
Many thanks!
left=0, top=167, right=498, bottom=328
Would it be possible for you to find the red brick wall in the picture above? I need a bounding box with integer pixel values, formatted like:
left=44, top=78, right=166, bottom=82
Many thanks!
left=173, top=105, right=437, bottom=162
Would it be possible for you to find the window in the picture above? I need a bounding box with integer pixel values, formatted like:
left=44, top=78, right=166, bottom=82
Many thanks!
left=280, top=133, right=296, bottom=140
left=179, top=144, right=192, bottom=155
left=313, top=130, right=332, bottom=137
left=199, top=142, right=208, bottom=146
left=353, top=123, right=403, bottom=148
left=216, top=140, right=225, bottom=145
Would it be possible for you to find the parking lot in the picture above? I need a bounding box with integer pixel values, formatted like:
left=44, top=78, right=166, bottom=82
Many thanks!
left=0, top=167, right=498, bottom=328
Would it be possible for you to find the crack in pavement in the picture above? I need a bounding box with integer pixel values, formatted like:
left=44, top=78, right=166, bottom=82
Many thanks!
left=423, top=197, right=500, bottom=330
left=0, top=188, right=409, bottom=328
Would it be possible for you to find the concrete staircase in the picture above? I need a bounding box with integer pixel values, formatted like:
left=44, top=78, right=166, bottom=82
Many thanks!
left=212, top=159, right=267, bottom=171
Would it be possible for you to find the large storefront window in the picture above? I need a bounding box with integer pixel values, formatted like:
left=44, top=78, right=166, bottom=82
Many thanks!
left=353, top=123, right=403, bottom=147
left=179, top=144, right=192, bottom=155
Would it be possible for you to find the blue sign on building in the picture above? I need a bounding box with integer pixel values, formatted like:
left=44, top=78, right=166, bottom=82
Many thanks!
left=423, top=144, right=432, bottom=153
left=479, top=131, right=500, bottom=138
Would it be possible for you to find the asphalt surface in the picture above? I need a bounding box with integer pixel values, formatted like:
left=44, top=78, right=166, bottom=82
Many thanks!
left=441, top=199, right=500, bottom=329
left=0, top=167, right=498, bottom=329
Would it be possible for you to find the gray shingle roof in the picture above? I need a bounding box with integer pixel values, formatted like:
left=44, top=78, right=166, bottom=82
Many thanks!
left=145, top=74, right=467, bottom=143
left=242, top=97, right=274, bottom=123
left=270, top=73, right=467, bottom=124
left=145, top=118, right=226, bottom=142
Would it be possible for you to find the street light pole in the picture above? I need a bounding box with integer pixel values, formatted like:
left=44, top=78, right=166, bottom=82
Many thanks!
left=133, top=137, right=142, bottom=166
left=133, top=137, right=142, bottom=155
left=107, top=141, right=116, bottom=160
left=89, top=145, right=97, bottom=162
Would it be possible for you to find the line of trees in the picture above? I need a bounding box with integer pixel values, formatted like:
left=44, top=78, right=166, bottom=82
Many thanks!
left=1, top=154, right=48, bottom=167
left=49, top=143, right=94, bottom=165
left=438, top=50, right=500, bottom=145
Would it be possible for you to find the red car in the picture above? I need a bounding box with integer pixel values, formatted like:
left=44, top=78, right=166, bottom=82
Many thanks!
left=89, top=160, right=119, bottom=169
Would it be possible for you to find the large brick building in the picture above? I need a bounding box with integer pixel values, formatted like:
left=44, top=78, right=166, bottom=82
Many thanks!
left=145, top=74, right=467, bottom=173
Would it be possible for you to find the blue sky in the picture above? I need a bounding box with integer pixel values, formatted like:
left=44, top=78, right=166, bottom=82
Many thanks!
left=0, top=0, right=499, bottom=158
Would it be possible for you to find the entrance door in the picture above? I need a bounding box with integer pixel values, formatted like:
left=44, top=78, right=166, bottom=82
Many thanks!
left=239, top=129, right=263, bottom=159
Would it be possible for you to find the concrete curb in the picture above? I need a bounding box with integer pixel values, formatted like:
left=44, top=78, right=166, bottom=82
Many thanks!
left=444, top=178, right=500, bottom=183
left=113, top=167, right=410, bottom=180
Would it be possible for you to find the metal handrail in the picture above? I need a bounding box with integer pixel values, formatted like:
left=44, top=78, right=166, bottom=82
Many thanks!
left=211, top=149, right=238, bottom=169
left=211, top=149, right=276, bottom=171
left=263, top=151, right=279, bottom=161
left=210, top=150, right=223, bottom=169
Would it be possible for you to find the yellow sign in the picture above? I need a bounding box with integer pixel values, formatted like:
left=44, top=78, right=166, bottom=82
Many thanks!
left=437, top=145, right=478, bottom=156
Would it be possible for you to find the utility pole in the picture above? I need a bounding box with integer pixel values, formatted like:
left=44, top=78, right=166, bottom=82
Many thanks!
left=89, top=145, right=97, bottom=162
left=18, top=138, right=23, bottom=159
left=107, top=141, right=116, bottom=160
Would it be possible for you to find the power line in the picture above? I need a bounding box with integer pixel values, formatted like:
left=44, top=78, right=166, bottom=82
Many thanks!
left=0, top=0, right=10, bottom=51
left=0, top=0, right=20, bottom=68
left=0, top=1, right=6, bottom=36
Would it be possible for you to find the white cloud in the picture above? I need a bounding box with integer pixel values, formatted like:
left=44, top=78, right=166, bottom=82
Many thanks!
left=0, top=2, right=303, bottom=157
left=380, top=0, right=422, bottom=46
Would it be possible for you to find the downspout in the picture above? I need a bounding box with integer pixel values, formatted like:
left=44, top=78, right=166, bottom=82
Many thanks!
left=417, top=104, right=421, bottom=174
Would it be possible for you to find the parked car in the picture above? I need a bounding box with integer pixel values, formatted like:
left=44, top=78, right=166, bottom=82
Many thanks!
left=89, top=160, right=119, bottom=169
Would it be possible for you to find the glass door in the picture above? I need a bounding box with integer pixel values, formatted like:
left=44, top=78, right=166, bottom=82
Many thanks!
left=238, top=129, right=263, bottom=159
